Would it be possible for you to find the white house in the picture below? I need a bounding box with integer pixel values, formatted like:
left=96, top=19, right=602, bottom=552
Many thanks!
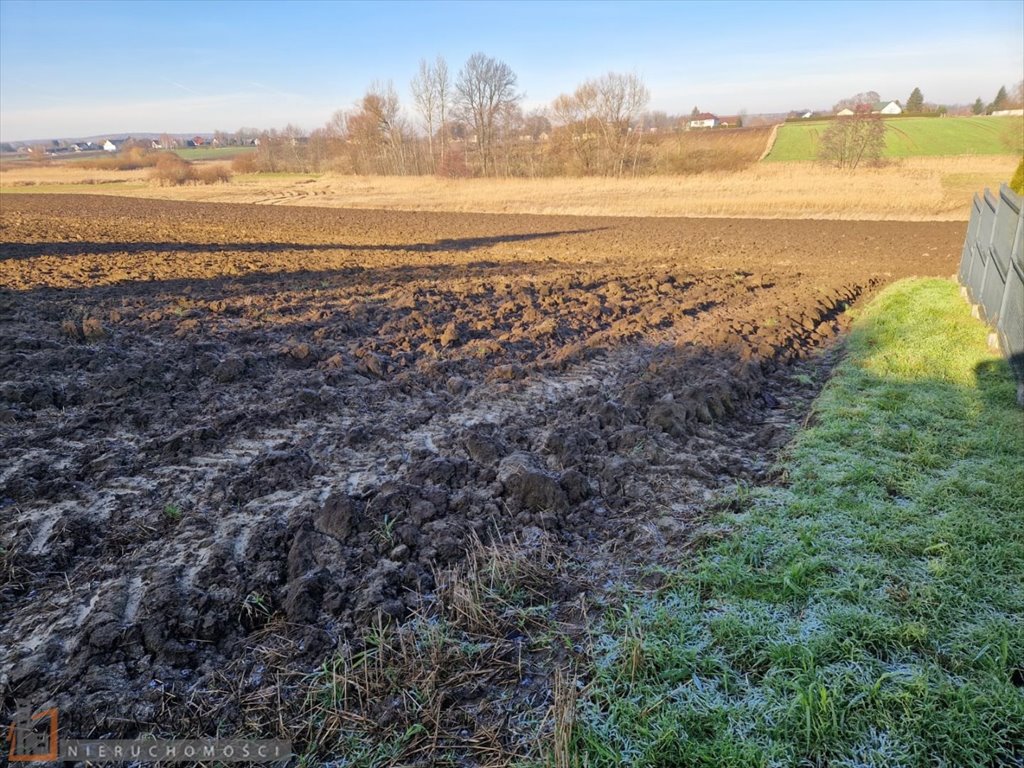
left=688, top=112, right=718, bottom=129
left=103, top=139, right=127, bottom=152
left=801, top=111, right=814, bottom=119
left=879, top=101, right=902, bottom=115
left=836, top=108, right=855, bottom=117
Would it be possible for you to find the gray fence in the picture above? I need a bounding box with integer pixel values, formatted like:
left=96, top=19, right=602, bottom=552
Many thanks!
left=958, top=183, right=1024, bottom=393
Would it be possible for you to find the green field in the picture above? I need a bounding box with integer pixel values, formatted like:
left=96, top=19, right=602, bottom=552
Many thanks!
left=173, top=145, right=255, bottom=161
left=765, top=116, right=1024, bottom=162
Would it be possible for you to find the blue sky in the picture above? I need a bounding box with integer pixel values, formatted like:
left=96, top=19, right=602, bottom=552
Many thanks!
left=1, top=0, right=1021, bottom=141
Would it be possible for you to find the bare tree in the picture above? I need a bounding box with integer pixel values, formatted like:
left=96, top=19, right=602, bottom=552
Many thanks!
left=454, top=53, right=520, bottom=176
left=551, top=81, right=599, bottom=173
left=551, top=72, right=649, bottom=176
left=435, top=56, right=451, bottom=167
left=410, top=59, right=435, bottom=171
left=497, top=101, right=525, bottom=177
left=410, top=56, right=450, bottom=173
left=281, top=123, right=306, bottom=170
left=594, top=72, right=649, bottom=176
left=523, top=109, right=551, bottom=141
left=818, top=112, right=887, bottom=170
left=235, top=127, right=261, bottom=145
left=346, top=81, right=409, bottom=174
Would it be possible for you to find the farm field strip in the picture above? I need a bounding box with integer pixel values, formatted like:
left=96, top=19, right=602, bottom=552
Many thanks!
left=766, top=115, right=1024, bottom=162
left=1, top=155, right=1019, bottom=221
left=0, top=195, right=964, bottom=757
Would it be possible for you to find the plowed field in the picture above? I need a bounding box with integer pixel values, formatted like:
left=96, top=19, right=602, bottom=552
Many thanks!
left=0, top=195, right=963, bottom=753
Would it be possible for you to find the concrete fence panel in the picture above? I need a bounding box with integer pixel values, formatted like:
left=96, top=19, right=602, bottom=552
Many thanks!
left=958, top=183, right=1024, bottom=387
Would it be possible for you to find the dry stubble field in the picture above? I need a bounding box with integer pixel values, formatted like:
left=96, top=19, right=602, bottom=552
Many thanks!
left=1, top=153, right=1018, bottom=220
left=0, top=193, right=965, bottom=757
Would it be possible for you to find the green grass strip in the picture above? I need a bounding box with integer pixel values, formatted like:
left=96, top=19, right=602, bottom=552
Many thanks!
left=572, top=278, right=1024, bottom=767
left=764, top=116, right=1023, bottom=162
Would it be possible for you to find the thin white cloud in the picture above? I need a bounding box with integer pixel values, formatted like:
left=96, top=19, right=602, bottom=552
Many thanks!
left=245, top=81, right=305, bottom=100
left=165, top=79, right=201, bottom=95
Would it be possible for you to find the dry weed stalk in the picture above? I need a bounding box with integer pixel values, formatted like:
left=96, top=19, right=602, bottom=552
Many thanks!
left=551, top=666, right=580, bottom=768
left=0, top=542, right=32, bottom=601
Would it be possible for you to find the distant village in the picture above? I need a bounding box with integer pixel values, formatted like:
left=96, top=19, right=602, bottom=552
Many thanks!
left=2, top=91, right=1020, bottom=158
left=0, top=133, right=263, bottom=156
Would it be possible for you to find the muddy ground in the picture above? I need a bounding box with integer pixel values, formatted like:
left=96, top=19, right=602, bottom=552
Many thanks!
left=0, top=195, right=962, bottom=758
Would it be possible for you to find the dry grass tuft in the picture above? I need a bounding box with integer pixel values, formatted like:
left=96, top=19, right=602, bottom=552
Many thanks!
left=194, top=164, right=232, bottom=185
left=150, top=154, right=195, bottom=186
left=163, top=530, right=586, bottom=766
left=550, top=666, right=581, bottom=768
left=150, top=156, right=232, bottom=186
left=433, top=529, right=565, bottom=637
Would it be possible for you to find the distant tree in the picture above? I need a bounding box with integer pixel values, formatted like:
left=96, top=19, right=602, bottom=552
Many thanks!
left=641, top=110, right=672, bottom=132
left=905, top=87, right=925, bottom=113
left=280, top=123, right=307, bottom=170
left=523, top=109, right=551, bottom=140
left=235, top=127, right=261, bottom=145
left=691, top=106, right=701, bottom=118
left=818, top=111, right=887, bottom=170
left=454, top=52, right=521, bottom=176
left=29, top=144, right=50, bottom=163
left=833, top=90, right=880, bottom=113
left=992, top=85, right=1010, bottom=112
left=1012, top=80, right=1024, bottom=108
left=973, top=97, right=986, bottom=115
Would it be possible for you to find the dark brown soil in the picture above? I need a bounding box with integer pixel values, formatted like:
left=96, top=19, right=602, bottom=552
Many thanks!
left=0, top=195, right=963, bottom=751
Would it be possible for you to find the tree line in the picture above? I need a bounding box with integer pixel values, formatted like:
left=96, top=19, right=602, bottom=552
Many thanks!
left=901, top=83, right=1023, bottom=117
left=222, top=59, right=1022, bottom=178
left=229, top=53, right=721, bottom=178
